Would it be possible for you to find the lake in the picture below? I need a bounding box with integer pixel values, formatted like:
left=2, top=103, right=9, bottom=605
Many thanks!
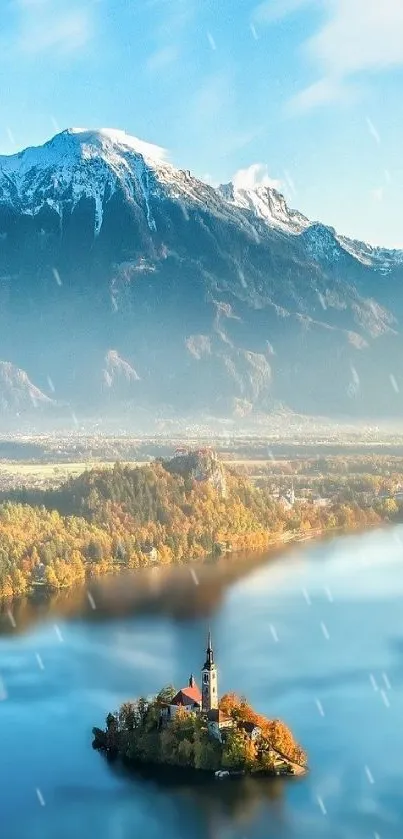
left=2, top=526, right=403, bottom=839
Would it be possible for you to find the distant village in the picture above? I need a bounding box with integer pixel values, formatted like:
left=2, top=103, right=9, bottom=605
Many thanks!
left=0, top=439, right=402, bottom=517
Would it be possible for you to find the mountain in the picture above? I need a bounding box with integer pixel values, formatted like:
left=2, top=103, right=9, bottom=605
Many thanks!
left=0, top=361, right=54, bottom=414
left=0, top=126, right=402, bottom=423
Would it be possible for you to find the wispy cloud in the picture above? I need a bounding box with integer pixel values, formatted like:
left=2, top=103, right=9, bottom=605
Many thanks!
left=287, top=76, right=352, bottom=114
left=253, top=0, right=311, bottom=25
left=146, top=45, right=178, bottom=73
left=145, top=0, right=195, bottom=77
left=10, top=0, right=93, bottom=56
left=232, top=163, right=281, bottom=191
left=254, top=0, right=403, bottom=111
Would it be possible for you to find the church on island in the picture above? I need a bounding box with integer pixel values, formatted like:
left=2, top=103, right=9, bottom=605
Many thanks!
left=160, top=632, right=261, bottom=743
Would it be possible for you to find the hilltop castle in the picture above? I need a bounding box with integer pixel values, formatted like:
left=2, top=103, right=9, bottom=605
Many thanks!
left=160, top=633, right=261, bottom=743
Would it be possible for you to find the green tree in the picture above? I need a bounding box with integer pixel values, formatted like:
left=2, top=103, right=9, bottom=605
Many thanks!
left=156, top=685, right=176, bottom=704
left=222, top=729, right=248, bottom=770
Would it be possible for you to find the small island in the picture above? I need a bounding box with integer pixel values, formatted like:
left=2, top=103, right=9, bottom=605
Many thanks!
left=92, top=633, right=308, bottom=779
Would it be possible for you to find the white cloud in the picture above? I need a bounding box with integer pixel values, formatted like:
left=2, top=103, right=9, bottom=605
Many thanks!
left=254, top=0, right=403, bottom=111
left=306, top=0, right=403, bottom=78
left=10, top=0, right=93, bottom=56
left=232, top=163, right=281, bottom=191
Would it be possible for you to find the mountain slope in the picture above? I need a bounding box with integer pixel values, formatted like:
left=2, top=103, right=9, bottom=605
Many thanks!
left=0, top=362, right=54, bottom=414
left=0, top=127, right=402, bottom=421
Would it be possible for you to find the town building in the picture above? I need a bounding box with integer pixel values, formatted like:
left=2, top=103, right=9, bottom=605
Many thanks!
left=168, top=675, right=202, bottom=718
left=278, top=481, right=296, bottom=510
left=140, top=543, right=158, bottom=562
left=237, top=720, right=262, bottom=741
left=207, top=708, right=233, bottom=741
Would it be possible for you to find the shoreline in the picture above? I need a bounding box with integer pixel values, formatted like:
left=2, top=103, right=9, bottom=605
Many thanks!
left=1, top=519, right=384, bottom=608
left=93, top=745, right=308, bottom=781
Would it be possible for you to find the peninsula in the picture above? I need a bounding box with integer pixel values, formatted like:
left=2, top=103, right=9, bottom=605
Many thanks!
left=92, top=633, right=308, bottom=778
left=0, top=448, right=382, bottom=600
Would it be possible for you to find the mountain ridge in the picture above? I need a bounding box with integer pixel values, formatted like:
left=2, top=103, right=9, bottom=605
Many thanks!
left=0, top=127, right=403, bottom=423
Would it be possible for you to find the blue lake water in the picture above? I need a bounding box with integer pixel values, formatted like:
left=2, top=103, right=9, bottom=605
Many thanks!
left=2, top=526, right=403, bottom=839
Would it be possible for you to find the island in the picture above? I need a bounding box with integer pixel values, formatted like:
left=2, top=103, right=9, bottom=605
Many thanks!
left=92, top=633, right=308, bottom=779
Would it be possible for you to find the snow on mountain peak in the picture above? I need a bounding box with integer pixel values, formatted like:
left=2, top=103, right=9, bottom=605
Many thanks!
left=66, top=127, right=169, bottom=162
left=0, top=127, right=174, bottom=236
left=1, top=127, right=402, bottom=272
left=217, top=180, right=310, bottom=235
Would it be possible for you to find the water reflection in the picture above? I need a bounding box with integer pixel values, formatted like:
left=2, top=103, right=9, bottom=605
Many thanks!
left=103, top=758, right=290, bottom=839
left=0, top=546, right=292, bottom=637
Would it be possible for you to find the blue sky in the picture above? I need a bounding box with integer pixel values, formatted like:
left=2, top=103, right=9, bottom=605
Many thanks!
left=1, top=0, right=403, bottom=246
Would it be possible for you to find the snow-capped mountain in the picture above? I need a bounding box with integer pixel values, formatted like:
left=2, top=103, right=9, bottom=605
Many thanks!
left=0, top=127, right=403, bottom=422
left=217, top=182, right=309, bottom=235
left=0, top=128, right=175, bottom=235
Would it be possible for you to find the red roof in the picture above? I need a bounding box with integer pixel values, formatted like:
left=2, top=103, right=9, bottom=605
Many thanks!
left=171, top=685, right=202, bottom=706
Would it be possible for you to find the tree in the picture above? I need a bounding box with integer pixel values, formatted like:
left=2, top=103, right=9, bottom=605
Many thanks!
left=156, top=685, right=176, bottom=704
left=119, top=701, right=140, bottom=731
left=106, top=712, right=119, bottom=732
left=44, top=565, right=58, bottom=588
left=383, top=498, right=398, bottom=516
left=222, top=729, right=248, bottom=770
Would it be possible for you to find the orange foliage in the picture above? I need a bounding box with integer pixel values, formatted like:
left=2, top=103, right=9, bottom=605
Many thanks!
left=220, top=693, right=307, bottom=765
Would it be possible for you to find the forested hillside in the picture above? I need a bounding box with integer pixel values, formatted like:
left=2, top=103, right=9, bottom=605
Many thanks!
left=0, top=461, right=381, bottom=598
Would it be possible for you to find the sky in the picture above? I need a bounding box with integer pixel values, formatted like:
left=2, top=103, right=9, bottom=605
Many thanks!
left=0, top=0, right=403, bottom=247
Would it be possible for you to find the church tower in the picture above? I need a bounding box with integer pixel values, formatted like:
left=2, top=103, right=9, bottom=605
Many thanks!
left=201, top=630, right=218, bottom=712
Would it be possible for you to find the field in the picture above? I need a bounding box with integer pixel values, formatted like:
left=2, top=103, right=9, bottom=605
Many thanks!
left=0, top=461, right=147, bottom=492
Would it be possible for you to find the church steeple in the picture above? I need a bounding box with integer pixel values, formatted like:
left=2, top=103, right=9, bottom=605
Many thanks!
left=201, top=629, right=218, bottom=712
left=205, top=630, right=214, bottom=667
